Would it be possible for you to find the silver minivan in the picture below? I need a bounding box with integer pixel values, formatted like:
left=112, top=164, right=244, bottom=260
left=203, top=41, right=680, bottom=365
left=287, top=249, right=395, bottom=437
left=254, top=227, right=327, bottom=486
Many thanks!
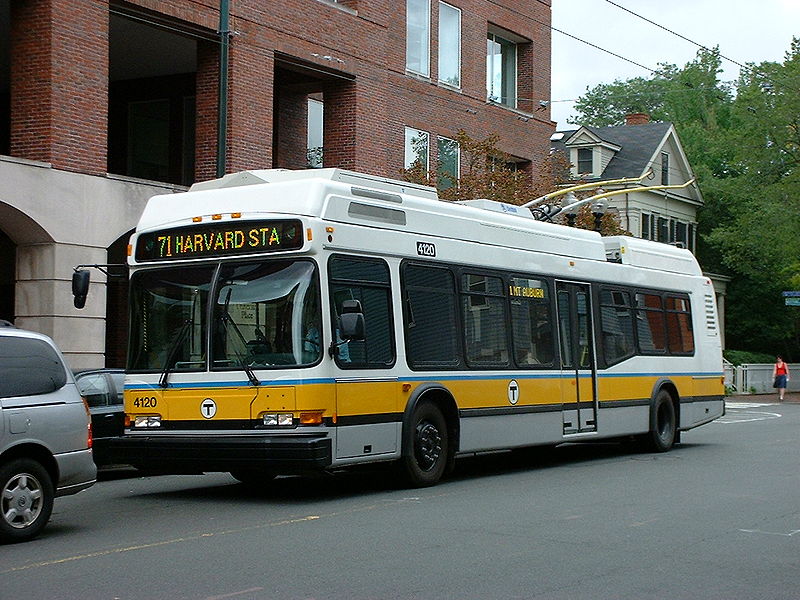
left=0, top=324, right=97, bottom=543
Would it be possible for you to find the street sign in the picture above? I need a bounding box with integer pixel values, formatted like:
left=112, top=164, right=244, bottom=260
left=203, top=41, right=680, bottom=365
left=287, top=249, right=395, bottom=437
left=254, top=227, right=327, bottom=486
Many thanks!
left=786, top=298, right=800, bottom=306
left=782, top=291, right=800, bottom=297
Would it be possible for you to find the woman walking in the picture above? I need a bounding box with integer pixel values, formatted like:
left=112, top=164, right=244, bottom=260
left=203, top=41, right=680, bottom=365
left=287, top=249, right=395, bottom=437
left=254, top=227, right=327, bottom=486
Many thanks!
left=772, top=356, right=790, bottom=401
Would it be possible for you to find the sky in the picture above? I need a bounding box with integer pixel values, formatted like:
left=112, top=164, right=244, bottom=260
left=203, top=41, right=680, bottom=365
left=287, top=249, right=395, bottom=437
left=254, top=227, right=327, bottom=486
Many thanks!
left=550, top=0, right=800, bottom=130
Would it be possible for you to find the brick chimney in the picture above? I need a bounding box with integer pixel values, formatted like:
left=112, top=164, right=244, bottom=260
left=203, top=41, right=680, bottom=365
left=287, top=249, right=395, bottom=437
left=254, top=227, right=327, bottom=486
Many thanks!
left=625, top=113, right=650, bottom=126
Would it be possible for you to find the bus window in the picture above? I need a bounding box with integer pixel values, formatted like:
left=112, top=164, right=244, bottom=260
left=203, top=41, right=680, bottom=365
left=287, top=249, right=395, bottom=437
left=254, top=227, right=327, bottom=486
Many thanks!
left=666, top=295, right=694, bottom=354
left=462, top=274, right=509, bottom=367
left=509, top=277, right=553, bottom=367
left=402, top=263, right=460, bottom=369
left=128, top=266, right=214, bottom=372
left=599, top=288, right=635, bottom=365
left=635, top=292, right=667, bottom=354
left=211, top=260, right=321, bottom=368
left=328, top=255, right=394, bottom=368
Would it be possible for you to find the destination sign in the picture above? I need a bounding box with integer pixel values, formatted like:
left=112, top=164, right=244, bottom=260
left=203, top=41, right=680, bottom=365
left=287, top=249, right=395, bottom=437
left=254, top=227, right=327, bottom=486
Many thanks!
left=509, top=277, right=547, bottom=299
left=135, top=219, right=304, bottom=261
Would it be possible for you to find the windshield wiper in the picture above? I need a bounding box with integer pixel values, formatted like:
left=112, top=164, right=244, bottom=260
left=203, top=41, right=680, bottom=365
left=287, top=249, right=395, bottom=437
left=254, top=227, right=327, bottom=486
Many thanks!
left=159, top=318, right=192, bottom=388
left=219, top=288, right=260, bottom=387
left=159, top=287, right=200, bottom=389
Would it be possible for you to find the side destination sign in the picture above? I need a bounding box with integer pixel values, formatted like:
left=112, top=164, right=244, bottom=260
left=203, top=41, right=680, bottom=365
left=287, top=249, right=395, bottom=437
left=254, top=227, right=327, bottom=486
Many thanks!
left=135, top=219, right=303, bottom=261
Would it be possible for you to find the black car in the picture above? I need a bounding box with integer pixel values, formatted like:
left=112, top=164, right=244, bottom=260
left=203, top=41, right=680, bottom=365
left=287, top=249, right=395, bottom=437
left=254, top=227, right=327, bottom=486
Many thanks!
left=73, top=369, right=125, bottom=466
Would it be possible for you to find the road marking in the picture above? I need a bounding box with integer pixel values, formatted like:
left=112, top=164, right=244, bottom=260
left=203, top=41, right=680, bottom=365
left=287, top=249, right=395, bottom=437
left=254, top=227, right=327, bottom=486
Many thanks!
left=205, top=588, right=265, bottom=600
left=0, top=515, right=321, bottom=573
left=713, top=403, right=783, bottom=424
left=739, top=528, right=800, bottom=537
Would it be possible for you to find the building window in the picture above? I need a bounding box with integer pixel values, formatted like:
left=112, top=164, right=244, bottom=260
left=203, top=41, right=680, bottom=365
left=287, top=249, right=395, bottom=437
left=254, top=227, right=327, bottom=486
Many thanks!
left=438, top=2, right=461, bottom=88
left=486, top=31, right=517, bottom=107
left=437, top=136, right=459, bottom=189
left=307, top=98, right=324, bottom=168
left=404, top=127, right=429, bottom=170
left=658, top=216, right=669, bottom=242
left=406, top=0, right=430, bottom=76
left=577, top=148, right=593, bottom=175
left=127, top=99, right=170, bottom=181
left=661, top=152, right=669, bottom=185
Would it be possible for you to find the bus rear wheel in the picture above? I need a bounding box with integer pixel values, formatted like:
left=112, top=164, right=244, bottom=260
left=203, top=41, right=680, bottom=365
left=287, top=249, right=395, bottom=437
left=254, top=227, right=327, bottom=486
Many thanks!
left=400, top=402, right=448, bottom=487
left=642, top=390, right=676, bottom=452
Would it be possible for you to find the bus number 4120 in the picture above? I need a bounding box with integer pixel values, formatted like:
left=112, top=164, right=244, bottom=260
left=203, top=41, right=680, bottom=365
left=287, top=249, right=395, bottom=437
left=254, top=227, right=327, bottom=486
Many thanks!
left=416, top=241, right=436, bottom=257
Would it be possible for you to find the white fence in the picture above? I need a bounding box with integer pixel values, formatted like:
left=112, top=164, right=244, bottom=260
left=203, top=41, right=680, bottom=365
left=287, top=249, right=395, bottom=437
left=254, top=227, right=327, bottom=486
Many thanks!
left=723, top=362, right=800, bottom=395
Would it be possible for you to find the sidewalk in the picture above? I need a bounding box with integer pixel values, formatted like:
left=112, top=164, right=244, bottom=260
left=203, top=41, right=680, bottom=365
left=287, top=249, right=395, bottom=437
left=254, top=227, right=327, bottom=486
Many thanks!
left=727, top=391, right=800, bottom=404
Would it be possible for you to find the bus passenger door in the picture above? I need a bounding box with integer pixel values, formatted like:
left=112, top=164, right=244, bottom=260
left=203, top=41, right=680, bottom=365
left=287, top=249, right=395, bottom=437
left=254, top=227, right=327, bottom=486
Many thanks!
left=556, top=282, right=598, bottom=434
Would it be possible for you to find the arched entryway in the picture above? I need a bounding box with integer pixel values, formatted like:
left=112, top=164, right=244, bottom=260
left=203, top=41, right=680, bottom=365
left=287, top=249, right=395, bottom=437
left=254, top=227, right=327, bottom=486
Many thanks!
left=0, top=228, right=14, bottom=323
left=0, top=201, right=53, bottom=326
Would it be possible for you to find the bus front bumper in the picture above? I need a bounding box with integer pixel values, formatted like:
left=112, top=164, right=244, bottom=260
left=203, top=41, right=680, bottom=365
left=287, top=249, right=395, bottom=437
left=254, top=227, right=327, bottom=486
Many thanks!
left=108, top=433, right=332, bottom=474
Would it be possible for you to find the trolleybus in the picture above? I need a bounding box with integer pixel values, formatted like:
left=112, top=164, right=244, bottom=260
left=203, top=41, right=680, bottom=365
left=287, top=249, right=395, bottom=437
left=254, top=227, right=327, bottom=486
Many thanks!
left=83, top=168, right=725, bottom=487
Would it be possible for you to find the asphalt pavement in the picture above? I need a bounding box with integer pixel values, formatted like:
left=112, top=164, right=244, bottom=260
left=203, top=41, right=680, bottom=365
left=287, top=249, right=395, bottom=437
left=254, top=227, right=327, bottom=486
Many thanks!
left=729, top=390, right=799, bottom=403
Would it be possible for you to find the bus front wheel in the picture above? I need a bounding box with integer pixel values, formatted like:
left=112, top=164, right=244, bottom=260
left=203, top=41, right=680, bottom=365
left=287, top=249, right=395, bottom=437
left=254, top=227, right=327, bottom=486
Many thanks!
left=400, top=402, right=448, bottom=487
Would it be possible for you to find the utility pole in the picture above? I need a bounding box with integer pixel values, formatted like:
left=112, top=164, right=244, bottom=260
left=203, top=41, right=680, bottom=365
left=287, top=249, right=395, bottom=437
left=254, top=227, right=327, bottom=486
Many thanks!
left=216, top=0, right=231, bottom=178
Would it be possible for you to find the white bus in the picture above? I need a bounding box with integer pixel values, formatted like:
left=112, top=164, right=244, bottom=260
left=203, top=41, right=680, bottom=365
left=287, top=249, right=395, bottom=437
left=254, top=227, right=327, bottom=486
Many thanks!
left=98, top=168, right=725, bottom=487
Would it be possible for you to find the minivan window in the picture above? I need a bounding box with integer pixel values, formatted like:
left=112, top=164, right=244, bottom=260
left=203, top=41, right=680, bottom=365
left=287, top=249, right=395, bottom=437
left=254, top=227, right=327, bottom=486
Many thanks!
left=0, top=337, right=67, bottom=398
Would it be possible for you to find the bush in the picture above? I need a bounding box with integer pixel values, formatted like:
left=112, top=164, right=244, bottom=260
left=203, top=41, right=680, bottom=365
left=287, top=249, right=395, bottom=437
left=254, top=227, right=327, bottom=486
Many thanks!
left=723, top=350, right=775, bottom=365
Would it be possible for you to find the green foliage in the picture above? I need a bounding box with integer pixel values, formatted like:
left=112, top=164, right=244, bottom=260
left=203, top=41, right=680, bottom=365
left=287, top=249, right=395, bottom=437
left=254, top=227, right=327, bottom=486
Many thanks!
left=573, top=41, right=800, bottom=359
left=723, top=350, right=776, bottom=365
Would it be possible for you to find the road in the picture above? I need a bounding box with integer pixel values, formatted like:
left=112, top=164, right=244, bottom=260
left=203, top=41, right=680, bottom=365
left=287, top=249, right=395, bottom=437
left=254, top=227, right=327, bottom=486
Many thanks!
left=2, top=400, right=798, bottom=600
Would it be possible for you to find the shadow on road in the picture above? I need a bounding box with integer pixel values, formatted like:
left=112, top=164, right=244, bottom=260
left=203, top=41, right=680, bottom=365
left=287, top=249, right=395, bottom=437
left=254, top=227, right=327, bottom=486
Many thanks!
left=113, top=438, right=706, bottom=505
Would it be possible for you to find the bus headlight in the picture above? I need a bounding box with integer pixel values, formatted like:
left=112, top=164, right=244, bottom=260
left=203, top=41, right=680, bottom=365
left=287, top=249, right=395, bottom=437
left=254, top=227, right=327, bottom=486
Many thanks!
left=133, top=415, right=162, bottom=428
left=262, top=413, right=294, bottom=427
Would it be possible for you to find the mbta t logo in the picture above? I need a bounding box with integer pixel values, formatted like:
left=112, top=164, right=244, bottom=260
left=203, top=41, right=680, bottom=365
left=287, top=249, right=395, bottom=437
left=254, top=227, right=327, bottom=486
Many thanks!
left=200, top=398, right=217, bottom=419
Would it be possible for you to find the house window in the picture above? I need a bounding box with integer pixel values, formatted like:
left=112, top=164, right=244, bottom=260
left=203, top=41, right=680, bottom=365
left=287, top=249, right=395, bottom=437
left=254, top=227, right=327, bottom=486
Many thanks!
left=307, top=99, right=324, bottom=168
left=641, top=213, right=651, bottom=240
left=438, top=3, right=461, bottom=87
left=577, top=148, right=593, bottom=175
left=486, top=31, right=517, bottom=107
left=661, top=152, right=669, bottom=185
left=404, top=127, right=429, bottom=170
left=658, top=217, right=669, bottom=242
left=406, top=0, right=430, bottom=76
left=437, top=136, right=460, bottom=189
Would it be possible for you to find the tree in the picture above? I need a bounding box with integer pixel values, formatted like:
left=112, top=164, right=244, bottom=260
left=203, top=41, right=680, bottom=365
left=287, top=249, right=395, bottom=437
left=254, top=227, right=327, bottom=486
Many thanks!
left=571, top=42, right=800, bottom=358
left=400, top=129, right=628, bottom=236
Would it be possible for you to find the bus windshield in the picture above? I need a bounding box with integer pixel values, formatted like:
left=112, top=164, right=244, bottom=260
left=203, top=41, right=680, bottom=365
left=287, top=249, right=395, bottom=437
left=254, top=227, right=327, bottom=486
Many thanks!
left=127, top=259, right=322, bottom=372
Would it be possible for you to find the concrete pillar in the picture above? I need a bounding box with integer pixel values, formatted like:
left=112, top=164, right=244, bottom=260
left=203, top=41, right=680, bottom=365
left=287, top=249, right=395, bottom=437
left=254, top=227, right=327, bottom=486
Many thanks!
left=15, top=241, right=108, bottom=368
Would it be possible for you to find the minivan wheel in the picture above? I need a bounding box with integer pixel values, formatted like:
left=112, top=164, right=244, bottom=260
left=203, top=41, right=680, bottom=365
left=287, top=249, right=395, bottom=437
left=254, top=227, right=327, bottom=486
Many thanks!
left=0, top=459, right=55, bottom=544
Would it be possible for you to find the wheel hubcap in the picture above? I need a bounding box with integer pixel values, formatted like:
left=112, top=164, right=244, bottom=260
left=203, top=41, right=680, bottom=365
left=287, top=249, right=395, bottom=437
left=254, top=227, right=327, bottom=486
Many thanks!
left=414, top=421, right=442, bottom=471
left=2, top=474, right=43, bottom=529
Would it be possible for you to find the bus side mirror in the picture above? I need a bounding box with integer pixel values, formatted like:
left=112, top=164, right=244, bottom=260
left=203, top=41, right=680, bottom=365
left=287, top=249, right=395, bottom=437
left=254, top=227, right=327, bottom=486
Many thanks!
left=72, top=270, right=90, bottom=309
left=339, top=299, right=365, bottom=341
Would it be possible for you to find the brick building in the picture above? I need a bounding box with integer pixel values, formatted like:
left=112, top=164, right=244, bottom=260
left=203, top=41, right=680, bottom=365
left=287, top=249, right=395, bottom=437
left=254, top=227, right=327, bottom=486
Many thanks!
left=0, top=0, right=553, bottom=367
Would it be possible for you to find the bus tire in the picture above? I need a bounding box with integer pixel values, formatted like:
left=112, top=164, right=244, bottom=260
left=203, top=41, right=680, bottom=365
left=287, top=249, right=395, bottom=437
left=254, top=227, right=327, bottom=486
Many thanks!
left=0, top=458, right=54, bottom=544
left=400, top=401, right=448, bottom=487
left=643, top=390, right=676, bottom=452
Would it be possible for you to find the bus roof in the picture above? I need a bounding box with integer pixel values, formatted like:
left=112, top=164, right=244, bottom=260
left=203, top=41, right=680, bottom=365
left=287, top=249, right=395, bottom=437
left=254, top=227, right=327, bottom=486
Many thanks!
left=137, top=169, right=702, bottom=275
